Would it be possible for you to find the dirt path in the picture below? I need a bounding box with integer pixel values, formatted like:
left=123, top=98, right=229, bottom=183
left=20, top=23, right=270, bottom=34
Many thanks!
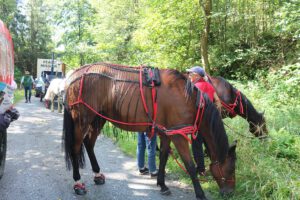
left=0, top=96, right=197, bottom=200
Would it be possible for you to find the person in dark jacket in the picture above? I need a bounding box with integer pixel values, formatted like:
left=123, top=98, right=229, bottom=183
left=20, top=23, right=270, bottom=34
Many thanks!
left=20, top=70, right=34, bottom=103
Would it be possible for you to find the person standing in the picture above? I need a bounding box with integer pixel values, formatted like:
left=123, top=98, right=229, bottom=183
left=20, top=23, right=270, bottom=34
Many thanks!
left=20, top=71, right=34, bottom=103
left=187, top=66, right=222, bottom=176
left=136, top=132, right=158, bottom=177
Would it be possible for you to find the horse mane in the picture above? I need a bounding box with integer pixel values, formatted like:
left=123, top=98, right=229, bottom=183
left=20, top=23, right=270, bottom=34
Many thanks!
left=203, top=95, right=229, bottom=163
left=185, top=79, right=229, bottom=163
left=166, top=69, right=188, bottom=81
left=66, top=62, right=141, bottom=85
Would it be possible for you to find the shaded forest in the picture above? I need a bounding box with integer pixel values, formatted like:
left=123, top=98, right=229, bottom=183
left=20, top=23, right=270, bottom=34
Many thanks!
left=1, top=0, right=299, bottom=80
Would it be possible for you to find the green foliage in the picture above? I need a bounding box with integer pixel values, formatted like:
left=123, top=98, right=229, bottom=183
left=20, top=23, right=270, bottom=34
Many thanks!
left=269, top=128, right=299, bottom=160
left=275, top=0, right=300, bottom=39
left=130, top=0, right=202, bottom=70
left=208, top=0, right=299, bottom=80
left=14, top=67, right=23, bottom=84
left=260, top=63, right=300, bottom=107
left=0, top=0, right=17, bottom=25
left=1, top=0, right=55, bottom=76
left=13, top=89, right=23, bottom=104
left=53, top=0, right=97, bottom=67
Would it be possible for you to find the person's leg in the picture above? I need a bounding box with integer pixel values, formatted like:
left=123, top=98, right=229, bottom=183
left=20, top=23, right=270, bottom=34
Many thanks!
left=137, top=132, right=147, bottom=173
left=24, top=87, right=28, bottom=103
left=146, top=133, right=157, bottom=174
left=28, top=85, right=32, bottom=102
left=192, top=134, right=205, bottom=175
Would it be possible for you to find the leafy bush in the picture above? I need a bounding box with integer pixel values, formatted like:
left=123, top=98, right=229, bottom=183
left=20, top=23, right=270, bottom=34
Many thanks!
left=269, top=128, right=299, bottom=160
left=262, top=63, right=300, bottom=106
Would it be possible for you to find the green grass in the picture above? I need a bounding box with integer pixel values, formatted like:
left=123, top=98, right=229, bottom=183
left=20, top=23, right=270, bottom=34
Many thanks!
left=103, top=78, right=300, bottom=200
left=13, top=89, right=24, bottom=104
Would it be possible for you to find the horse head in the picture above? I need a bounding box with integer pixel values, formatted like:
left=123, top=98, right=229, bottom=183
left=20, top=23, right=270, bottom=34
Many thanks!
left=210, top=140, right=237, bottom=196
left=249, top=111, right=268, bottom=137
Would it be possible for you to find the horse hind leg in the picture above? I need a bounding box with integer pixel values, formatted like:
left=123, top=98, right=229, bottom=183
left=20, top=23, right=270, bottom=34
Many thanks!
left=84, top=117, right=106, bottom=185
left=72, top=122, right=88, bottom=195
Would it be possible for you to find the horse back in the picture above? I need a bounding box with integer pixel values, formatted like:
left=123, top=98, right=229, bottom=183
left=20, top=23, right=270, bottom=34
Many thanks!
left=64, top=63, right=196, bottom=131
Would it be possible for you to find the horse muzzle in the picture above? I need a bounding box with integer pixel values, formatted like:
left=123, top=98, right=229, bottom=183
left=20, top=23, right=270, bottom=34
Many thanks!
left=220, top=186, right=234, bottom=197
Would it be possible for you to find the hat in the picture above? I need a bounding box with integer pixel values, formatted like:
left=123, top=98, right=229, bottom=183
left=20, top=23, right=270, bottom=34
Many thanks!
left=186, top=66, right=205, bottom=77
left=25, top=70, right=30, bottom=75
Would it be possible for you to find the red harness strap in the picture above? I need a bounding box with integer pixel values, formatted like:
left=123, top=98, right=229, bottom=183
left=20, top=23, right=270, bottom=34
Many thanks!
left=69, top=66, right=208, bottom=176
left=70, top=67, right=152, bottom=127
left=220, top=90, right=244, bottom=117
left=163, top=92, right=205, bottom=144
left=207, top=75, right=243, bottom=117
left=138, top=67, right=158, bottom=139
left=69, top=66, right=204, bottom=144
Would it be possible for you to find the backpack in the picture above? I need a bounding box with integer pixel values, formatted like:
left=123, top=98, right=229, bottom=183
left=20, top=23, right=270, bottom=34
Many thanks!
left=23, top=75, right=33, bottom=87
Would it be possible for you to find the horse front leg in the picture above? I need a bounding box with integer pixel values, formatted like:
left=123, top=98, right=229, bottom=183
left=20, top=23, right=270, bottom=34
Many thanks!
left=51, top=94, right=54, bottom=112
left=157, top=134, right=171, bottom=195
left=171, top=136, right=207, bottom=200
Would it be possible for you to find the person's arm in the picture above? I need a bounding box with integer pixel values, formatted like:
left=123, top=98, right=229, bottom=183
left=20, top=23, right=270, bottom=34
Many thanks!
left=31, top=76, right=35, bottom=88
left=20, top=76, right=24, bottom=88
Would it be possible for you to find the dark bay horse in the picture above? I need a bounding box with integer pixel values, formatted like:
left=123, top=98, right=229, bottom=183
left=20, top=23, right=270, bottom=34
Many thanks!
left=63, top=63, right=237, bottom=200
left=208, top=76, right=268, bottom=137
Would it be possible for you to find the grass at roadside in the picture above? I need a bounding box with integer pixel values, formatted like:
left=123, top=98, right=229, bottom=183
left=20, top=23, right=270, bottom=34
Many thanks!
left=13, top=89, right=24, bottom=104
left=103, top=77, right=300, bottom=200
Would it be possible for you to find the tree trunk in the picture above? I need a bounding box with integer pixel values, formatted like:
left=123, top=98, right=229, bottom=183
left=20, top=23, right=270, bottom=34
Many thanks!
left=199, top=0, right=212, bottom=73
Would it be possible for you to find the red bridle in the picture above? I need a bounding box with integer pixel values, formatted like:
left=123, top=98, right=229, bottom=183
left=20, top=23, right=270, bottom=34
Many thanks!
left=210, top=161, right=235, bottom=183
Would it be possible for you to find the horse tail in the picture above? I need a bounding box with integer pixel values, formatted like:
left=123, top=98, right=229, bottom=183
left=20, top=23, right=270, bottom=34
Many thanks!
left=63, top=107, right=74, bottom=170
left=62, top=107, right=86, bottom=170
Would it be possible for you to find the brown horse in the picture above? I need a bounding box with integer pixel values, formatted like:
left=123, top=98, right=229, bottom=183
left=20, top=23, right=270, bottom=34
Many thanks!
left=63, top=63, right=237, bottom=200
left=208, top=76, right=268, bottom=137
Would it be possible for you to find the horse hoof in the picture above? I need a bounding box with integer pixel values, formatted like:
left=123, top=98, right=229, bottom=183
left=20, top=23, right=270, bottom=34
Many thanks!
left=74, top=183, right=87, bottom=195
left=160, top=188, right=171, bottom=196
left=94, top=174, right=105, bottom=185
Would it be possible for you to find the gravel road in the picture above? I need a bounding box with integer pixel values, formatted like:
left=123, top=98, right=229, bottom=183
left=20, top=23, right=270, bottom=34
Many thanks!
left=0, top=96, right=197, bottom=200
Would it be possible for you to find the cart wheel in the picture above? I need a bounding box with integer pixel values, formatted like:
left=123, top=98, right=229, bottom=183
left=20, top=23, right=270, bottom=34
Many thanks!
left=0, top=129, right=7, bottom=179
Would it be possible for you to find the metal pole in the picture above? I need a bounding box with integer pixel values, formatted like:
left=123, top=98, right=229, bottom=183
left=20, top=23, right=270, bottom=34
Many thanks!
left=51, top=52, right=54, bottom=75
